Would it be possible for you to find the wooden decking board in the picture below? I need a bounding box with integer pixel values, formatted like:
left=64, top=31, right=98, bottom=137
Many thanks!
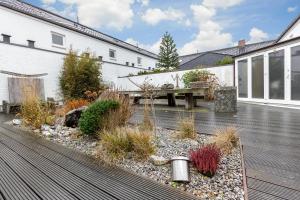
left=248, top=178, right=300, bottom=200
left=0, top=123, right=198, bottom=200
left=0, top=158, right=40, bottom=200
left=248, top=189, right=285, bottom=200
left=0, top=142, right=77, bottom=200
left=0, top=133, right=119, bottom=200
left=0, top=128, right=156, bottom=200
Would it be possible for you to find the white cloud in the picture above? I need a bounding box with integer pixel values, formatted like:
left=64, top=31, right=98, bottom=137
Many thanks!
left=184, top=19, right=191, bottom=27
left=44, top=0, right=135, bottom=31
left=42, top=0, right=56, bottom=4
left=141, top=8, right=185, bottom=25
left=179, top=1, right=237, bottom=55
left=137, top=0, right=149, bottom=6
left=191, top=4, right=216, bottom=24
left=248, top=27, right=269, bottom=43
left=202, top=0, right=243, bottom=9
left=180, top=20, right=233, bottom=54
left=287, top=6, right=297, bottom=13
left=43, top=4, right=76, bottom=20
left=126, top=38, right=161, bottom=54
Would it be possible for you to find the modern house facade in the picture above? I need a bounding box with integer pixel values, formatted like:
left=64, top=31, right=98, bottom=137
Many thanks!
left=235, top=14, right=300, bottom=105
left=0, top=0, right=157, bottom=105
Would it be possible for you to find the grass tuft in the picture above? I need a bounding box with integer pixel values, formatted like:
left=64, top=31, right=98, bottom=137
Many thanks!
left=177, top=115, right=196, bottom=139
left=210, top=126, right=239, bottom=155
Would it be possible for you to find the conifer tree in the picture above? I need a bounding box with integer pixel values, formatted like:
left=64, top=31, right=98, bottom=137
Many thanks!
left=158, top=32, right=180, bottom=70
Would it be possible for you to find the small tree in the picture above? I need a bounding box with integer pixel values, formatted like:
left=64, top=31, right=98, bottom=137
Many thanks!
left=158, top=32, right=180, bottom=70
left=59, top=50, right=102, bottom=100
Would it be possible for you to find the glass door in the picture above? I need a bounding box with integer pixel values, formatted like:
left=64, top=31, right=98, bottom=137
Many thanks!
left=252, top=55, right=264, bottom=99
left=238, top=59, right=248, bottom=98
left=269, top=50, right=285, bottom=100
left=291, top=46, right=300, bottom=100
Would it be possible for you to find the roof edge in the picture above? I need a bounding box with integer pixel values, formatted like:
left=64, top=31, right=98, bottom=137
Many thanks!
left=234, top=36, right=300, bottom=58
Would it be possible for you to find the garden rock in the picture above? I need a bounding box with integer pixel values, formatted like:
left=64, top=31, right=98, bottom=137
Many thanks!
left=12, top=119, right=22, bottom=126
left=65, top=106, right=88, bottom=127
left=150, top=155, right=169, bottom=166
left=161, top=84, right=174, bottom=90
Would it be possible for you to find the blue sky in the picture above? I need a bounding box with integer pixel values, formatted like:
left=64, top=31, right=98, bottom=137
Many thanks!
left=27, top=0, right=300, bottom=55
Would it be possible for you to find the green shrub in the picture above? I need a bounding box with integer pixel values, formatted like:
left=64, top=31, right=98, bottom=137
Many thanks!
left=59, top=50, right=104, bottom=100
left=182, top=70, right=211, bottom=88
left=216, top=56, right=234, bottom=66
left=79, top=100, right=119, bottom=135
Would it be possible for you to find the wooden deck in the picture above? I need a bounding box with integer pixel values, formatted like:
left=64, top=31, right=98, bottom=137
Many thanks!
left=0, top=115, right=197, bottom=200
left=131, top=102, right=300, bottom=200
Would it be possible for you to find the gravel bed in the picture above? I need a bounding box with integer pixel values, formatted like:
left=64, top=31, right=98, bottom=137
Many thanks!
left=116, top=127, right=244, bottom=200
left=8, top=120, right=244, bottom=200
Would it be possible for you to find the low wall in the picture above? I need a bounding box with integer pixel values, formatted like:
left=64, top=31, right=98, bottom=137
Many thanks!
left=116, top=65, right=234, bottom=91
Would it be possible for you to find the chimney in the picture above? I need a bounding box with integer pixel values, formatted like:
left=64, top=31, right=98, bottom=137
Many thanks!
left=238, top=39, right=246, bottom=47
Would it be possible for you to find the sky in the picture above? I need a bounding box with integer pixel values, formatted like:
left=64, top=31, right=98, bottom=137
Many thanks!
left=27, top=0, right=300, bottom=55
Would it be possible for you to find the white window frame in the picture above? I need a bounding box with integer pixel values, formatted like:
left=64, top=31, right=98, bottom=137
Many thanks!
left=235, top=41, right=300, bottom=106
left=51, top=31, right=65, bottom=48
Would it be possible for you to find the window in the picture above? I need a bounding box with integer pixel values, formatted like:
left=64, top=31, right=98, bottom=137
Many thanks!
left=126, top=62, right=129, bottom=66
left=137, top=57, right=142, bottom=65
left=27, top=40, right=35, bottom=48
left=109, top=49, right=116, bottom=59
left=132, top=63, right=135, bottom=67
left=291, top=46, right=300, bottom=100
left=269, top=50, right=284, bottom=100
left=98, top=56, right=103, bottom=62
left=238, top=59, right=248, bottom=98
left=252, top=55, right=264, bottom=99
left=2, top=34, right=11, bottom=43
left=51, top=32, right=64, bottom=47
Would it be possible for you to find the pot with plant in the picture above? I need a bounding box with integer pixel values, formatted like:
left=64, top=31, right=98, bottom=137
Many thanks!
left=182, top=70, right=211, bottom=89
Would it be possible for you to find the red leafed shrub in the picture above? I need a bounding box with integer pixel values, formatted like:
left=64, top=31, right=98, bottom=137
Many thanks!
left=189, top=144, right=221, bottom=177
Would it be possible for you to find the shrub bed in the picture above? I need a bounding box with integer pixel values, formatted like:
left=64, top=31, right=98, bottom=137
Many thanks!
left=79, top=100, right=119, bottom=135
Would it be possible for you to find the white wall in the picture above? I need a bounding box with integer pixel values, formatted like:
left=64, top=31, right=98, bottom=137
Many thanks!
left=0, top=43, right=144, bottom=105
left=0, top=6, right=157, bottom=69
left=0, top=5, right=157, bottom=106
left=116, top=65, right=234, bottom=91
left=279, top=18, right=300, bottom=42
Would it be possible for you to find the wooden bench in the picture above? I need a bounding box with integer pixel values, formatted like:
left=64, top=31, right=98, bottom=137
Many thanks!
left=121, top=87, right=208, bottom=110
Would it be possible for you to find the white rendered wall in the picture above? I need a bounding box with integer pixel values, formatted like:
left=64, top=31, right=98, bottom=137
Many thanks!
left=0, top=43, right=143, bottom=105
left=279, top=19, right=300, bottom=42
left=116, top=65, right=234, bottom=91
left=0, top=6, right=157, bottom=106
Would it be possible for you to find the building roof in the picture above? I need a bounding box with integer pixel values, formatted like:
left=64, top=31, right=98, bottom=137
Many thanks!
left=0, top=0, right=158, bottom=59
left=179, top=40, right=275, bottom=68
left=179, top=52, right=230, bottom=70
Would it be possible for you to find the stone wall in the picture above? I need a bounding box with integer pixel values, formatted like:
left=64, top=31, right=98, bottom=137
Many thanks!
left=214, top=87, right=237, bottom=113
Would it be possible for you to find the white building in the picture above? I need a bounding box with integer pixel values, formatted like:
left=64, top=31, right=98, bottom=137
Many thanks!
left=235, top=14, right=300, bottom=105
left=0, top=0, right=157, bottom=106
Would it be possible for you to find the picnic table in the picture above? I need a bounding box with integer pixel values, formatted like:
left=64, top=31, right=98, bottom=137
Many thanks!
left=121, top=87, right=208, bottom=110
